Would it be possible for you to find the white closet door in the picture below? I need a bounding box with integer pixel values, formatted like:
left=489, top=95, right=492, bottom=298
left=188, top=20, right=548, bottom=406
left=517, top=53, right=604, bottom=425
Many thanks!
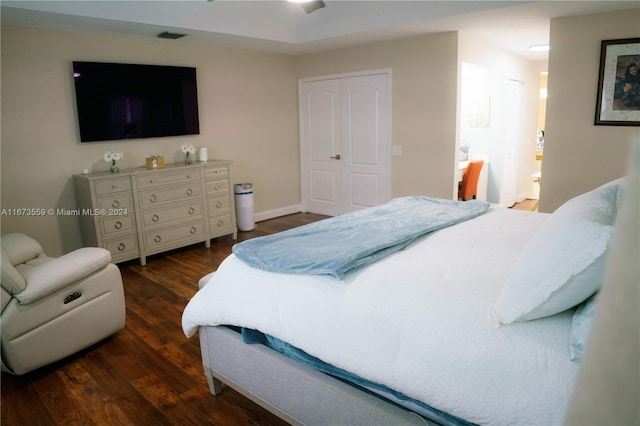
left=299, top=78, right=343, bottom=216
left=341, top=73, right=390, bottom=213
left=300, top=71, right=390, bottom=216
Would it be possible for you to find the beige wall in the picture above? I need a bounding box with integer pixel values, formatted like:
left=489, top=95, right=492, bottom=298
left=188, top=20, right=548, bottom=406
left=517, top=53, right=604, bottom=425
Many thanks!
left=296, top=32, right=460, bottom=200
left=540, top=8, right=640, bottom=212
left=1, top=26, right=299, bottom=256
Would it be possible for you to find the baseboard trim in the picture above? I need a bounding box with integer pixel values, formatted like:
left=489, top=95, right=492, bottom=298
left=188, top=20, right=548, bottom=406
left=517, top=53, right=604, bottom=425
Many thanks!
left=254, top=204, right=303, bottom=223
left=516, top=192, right=529, bottom=203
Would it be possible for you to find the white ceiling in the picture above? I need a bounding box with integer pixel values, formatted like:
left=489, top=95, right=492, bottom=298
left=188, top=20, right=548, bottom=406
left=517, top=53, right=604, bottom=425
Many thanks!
left=1, top=0, right=638, bottom=60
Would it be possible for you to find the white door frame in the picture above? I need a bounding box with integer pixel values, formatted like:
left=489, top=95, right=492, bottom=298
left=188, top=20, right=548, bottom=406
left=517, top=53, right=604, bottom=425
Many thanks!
left=299, top=68, right=392, bottom=214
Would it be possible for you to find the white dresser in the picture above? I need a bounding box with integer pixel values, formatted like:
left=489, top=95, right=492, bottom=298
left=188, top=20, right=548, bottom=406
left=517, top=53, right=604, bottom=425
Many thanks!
left=73, top=161, right=237, bottom=265
left=204, top=163, right=237, bottom=241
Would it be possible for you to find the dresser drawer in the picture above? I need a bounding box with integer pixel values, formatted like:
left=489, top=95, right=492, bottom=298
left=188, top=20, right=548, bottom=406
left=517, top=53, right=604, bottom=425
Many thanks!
left=100, top=215, right=135, bottom=236
left=206, top=179, right=229, bottom=195
left=141, top=201, right=204, bottom=229
left=135, top=169, right=202, bottom=189
left=205, top=166, right=229, bottom=180
left=209, top=214, right=233, bottom=233
left=104, top=235, right=139, bottom=259
left=207, top=195, right=231, bottom=216
left=97, top=193, right=134, bottom=211
left=143, top=221, right=205, bottom=249
left=138, top=183, right=202, bottom=208
left=94, top=177, right=132, bottom=195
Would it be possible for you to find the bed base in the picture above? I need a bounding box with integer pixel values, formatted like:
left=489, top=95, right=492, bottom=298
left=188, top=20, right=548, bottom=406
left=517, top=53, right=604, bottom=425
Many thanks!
left=199, top=325, right=434, bottom=425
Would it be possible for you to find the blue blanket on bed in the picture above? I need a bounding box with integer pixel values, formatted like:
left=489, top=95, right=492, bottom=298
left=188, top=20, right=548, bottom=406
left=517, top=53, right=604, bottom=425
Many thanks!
left=232, top=196, right=490, bottom=279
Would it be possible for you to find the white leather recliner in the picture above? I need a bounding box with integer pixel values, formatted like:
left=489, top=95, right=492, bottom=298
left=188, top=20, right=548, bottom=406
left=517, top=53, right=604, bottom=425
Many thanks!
left=1, top=233, right=126, bottom=375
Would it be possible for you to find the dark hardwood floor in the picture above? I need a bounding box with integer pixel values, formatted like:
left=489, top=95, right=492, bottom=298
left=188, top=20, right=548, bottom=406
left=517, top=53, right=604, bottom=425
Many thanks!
left=1, top=213, right=328, bottom=426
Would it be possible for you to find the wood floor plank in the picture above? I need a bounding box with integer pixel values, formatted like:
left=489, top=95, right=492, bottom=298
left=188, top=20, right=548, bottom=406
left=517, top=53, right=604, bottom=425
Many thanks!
left=130, top=374, right=215, bottom=426
left=34, top=367, right=99, bottom=425
left=1, top=213, right=324, bottom=425
left=1, top=374, right=56, bottom=425
left=58, top=360, right=133, bottom=425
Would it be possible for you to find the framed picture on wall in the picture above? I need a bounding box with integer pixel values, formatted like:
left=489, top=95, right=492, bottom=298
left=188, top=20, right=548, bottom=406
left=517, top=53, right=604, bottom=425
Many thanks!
left=594, top=37, right=640, bottom=126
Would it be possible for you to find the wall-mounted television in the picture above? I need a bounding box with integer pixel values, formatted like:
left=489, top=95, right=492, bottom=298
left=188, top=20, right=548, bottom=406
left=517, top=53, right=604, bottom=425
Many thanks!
left=72, top=61, right=200, bottom=142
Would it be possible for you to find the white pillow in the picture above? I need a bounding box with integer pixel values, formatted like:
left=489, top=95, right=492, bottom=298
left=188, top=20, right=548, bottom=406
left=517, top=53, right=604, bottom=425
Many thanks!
left=489, top=178, right=624, bottom=325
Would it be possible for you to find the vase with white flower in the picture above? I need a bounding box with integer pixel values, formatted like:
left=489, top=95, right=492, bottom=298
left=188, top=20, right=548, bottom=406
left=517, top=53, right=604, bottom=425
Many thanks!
left=104, top=151, right=123, bottom=173
left=181, top=143, right=196, bottom=164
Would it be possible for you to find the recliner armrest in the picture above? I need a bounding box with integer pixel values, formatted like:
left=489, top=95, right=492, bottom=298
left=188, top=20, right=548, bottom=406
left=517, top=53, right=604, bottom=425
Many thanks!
left=15, top=248, right=112, bottom=305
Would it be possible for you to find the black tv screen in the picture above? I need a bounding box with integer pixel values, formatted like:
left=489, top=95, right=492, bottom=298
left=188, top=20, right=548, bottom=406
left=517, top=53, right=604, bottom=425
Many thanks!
left=72, top=61, right=200, bottom=142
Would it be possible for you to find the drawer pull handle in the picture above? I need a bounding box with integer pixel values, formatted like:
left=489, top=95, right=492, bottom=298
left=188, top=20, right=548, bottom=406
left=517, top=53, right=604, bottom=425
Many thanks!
left=152, top=214, right=159, bottom=223
left=190, top=226, right=197, bottom=234
left=117, top=243, right=126, bottom=251
left=214, top=184, right=221, bottom=190
left=188, top=207, right=195, bottom=215
left=154, top=235, right=162, bottom=243
left=216, top=201, right=222, bottom=208
left=114, top=221, right=123, bottom=230
left=149, top=194, right=157, bottom=203
left=186, top=188, right=193, bottom=196
left=112, top=200, right=120, bottom=208
left=217, top=219, right=224, bottom=227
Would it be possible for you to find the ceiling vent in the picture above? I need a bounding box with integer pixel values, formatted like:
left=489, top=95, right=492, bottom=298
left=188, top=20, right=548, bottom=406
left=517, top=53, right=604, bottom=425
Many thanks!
left=157, top=31, right=187, bottom=40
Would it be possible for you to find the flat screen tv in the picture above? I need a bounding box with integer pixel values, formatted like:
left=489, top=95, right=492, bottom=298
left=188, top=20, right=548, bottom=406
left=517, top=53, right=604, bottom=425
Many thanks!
left=72, top=61, right=200, bottom=142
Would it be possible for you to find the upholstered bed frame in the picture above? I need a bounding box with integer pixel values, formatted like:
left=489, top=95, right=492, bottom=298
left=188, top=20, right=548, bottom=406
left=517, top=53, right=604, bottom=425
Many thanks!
left=199, top=325, right=431, bottom=425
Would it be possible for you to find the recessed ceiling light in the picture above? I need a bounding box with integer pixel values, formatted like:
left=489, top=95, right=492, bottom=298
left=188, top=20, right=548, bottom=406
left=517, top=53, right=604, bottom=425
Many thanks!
left=529, top=44, right=550, bottom=52
left=288, top=0, right=325, bottom=13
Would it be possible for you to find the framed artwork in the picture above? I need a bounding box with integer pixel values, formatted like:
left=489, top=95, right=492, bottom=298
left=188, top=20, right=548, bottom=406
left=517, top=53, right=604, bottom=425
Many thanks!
left=595, top=38, right=640, bottom=126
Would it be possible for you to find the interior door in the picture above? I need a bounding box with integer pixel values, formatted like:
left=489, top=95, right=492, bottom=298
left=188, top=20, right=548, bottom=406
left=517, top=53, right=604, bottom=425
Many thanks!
left=300, top=71, right=390, bottom=216
left=341, top=73, right=390, bottom=213
left=299, top=78, right=343, bottom=216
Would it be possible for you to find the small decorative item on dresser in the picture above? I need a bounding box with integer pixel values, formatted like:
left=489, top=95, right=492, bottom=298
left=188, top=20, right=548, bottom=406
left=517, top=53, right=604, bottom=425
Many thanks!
left=199, top=147, right=208, bottom=163
left=104, top=150, right=123, bottom=173
left=145, top=155, right=164, bottom=169
left=181, top=143, right=196, bottom=164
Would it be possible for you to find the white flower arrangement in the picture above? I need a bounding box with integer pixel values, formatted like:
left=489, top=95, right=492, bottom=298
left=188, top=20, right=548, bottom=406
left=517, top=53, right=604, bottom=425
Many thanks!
left=180, top=143, right=196, bottom=155
left=104, top=151, right=123, bottom=172
left=181, top=143, right=196, bottom=164
left=104, top=151, right=123, bottom=163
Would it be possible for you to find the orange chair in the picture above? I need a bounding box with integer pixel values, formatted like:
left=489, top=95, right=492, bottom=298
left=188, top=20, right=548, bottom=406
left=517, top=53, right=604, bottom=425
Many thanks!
left=458, top=160, right=484, bottom=201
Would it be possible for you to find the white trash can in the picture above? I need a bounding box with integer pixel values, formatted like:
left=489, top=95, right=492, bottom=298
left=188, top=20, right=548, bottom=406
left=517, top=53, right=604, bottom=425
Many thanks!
left=234, top=183, right=255, bottom=231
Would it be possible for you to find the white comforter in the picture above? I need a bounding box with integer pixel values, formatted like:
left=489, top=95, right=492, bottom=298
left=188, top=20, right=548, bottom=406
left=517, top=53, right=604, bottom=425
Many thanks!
left=182, top=207, right=580, bottom=425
